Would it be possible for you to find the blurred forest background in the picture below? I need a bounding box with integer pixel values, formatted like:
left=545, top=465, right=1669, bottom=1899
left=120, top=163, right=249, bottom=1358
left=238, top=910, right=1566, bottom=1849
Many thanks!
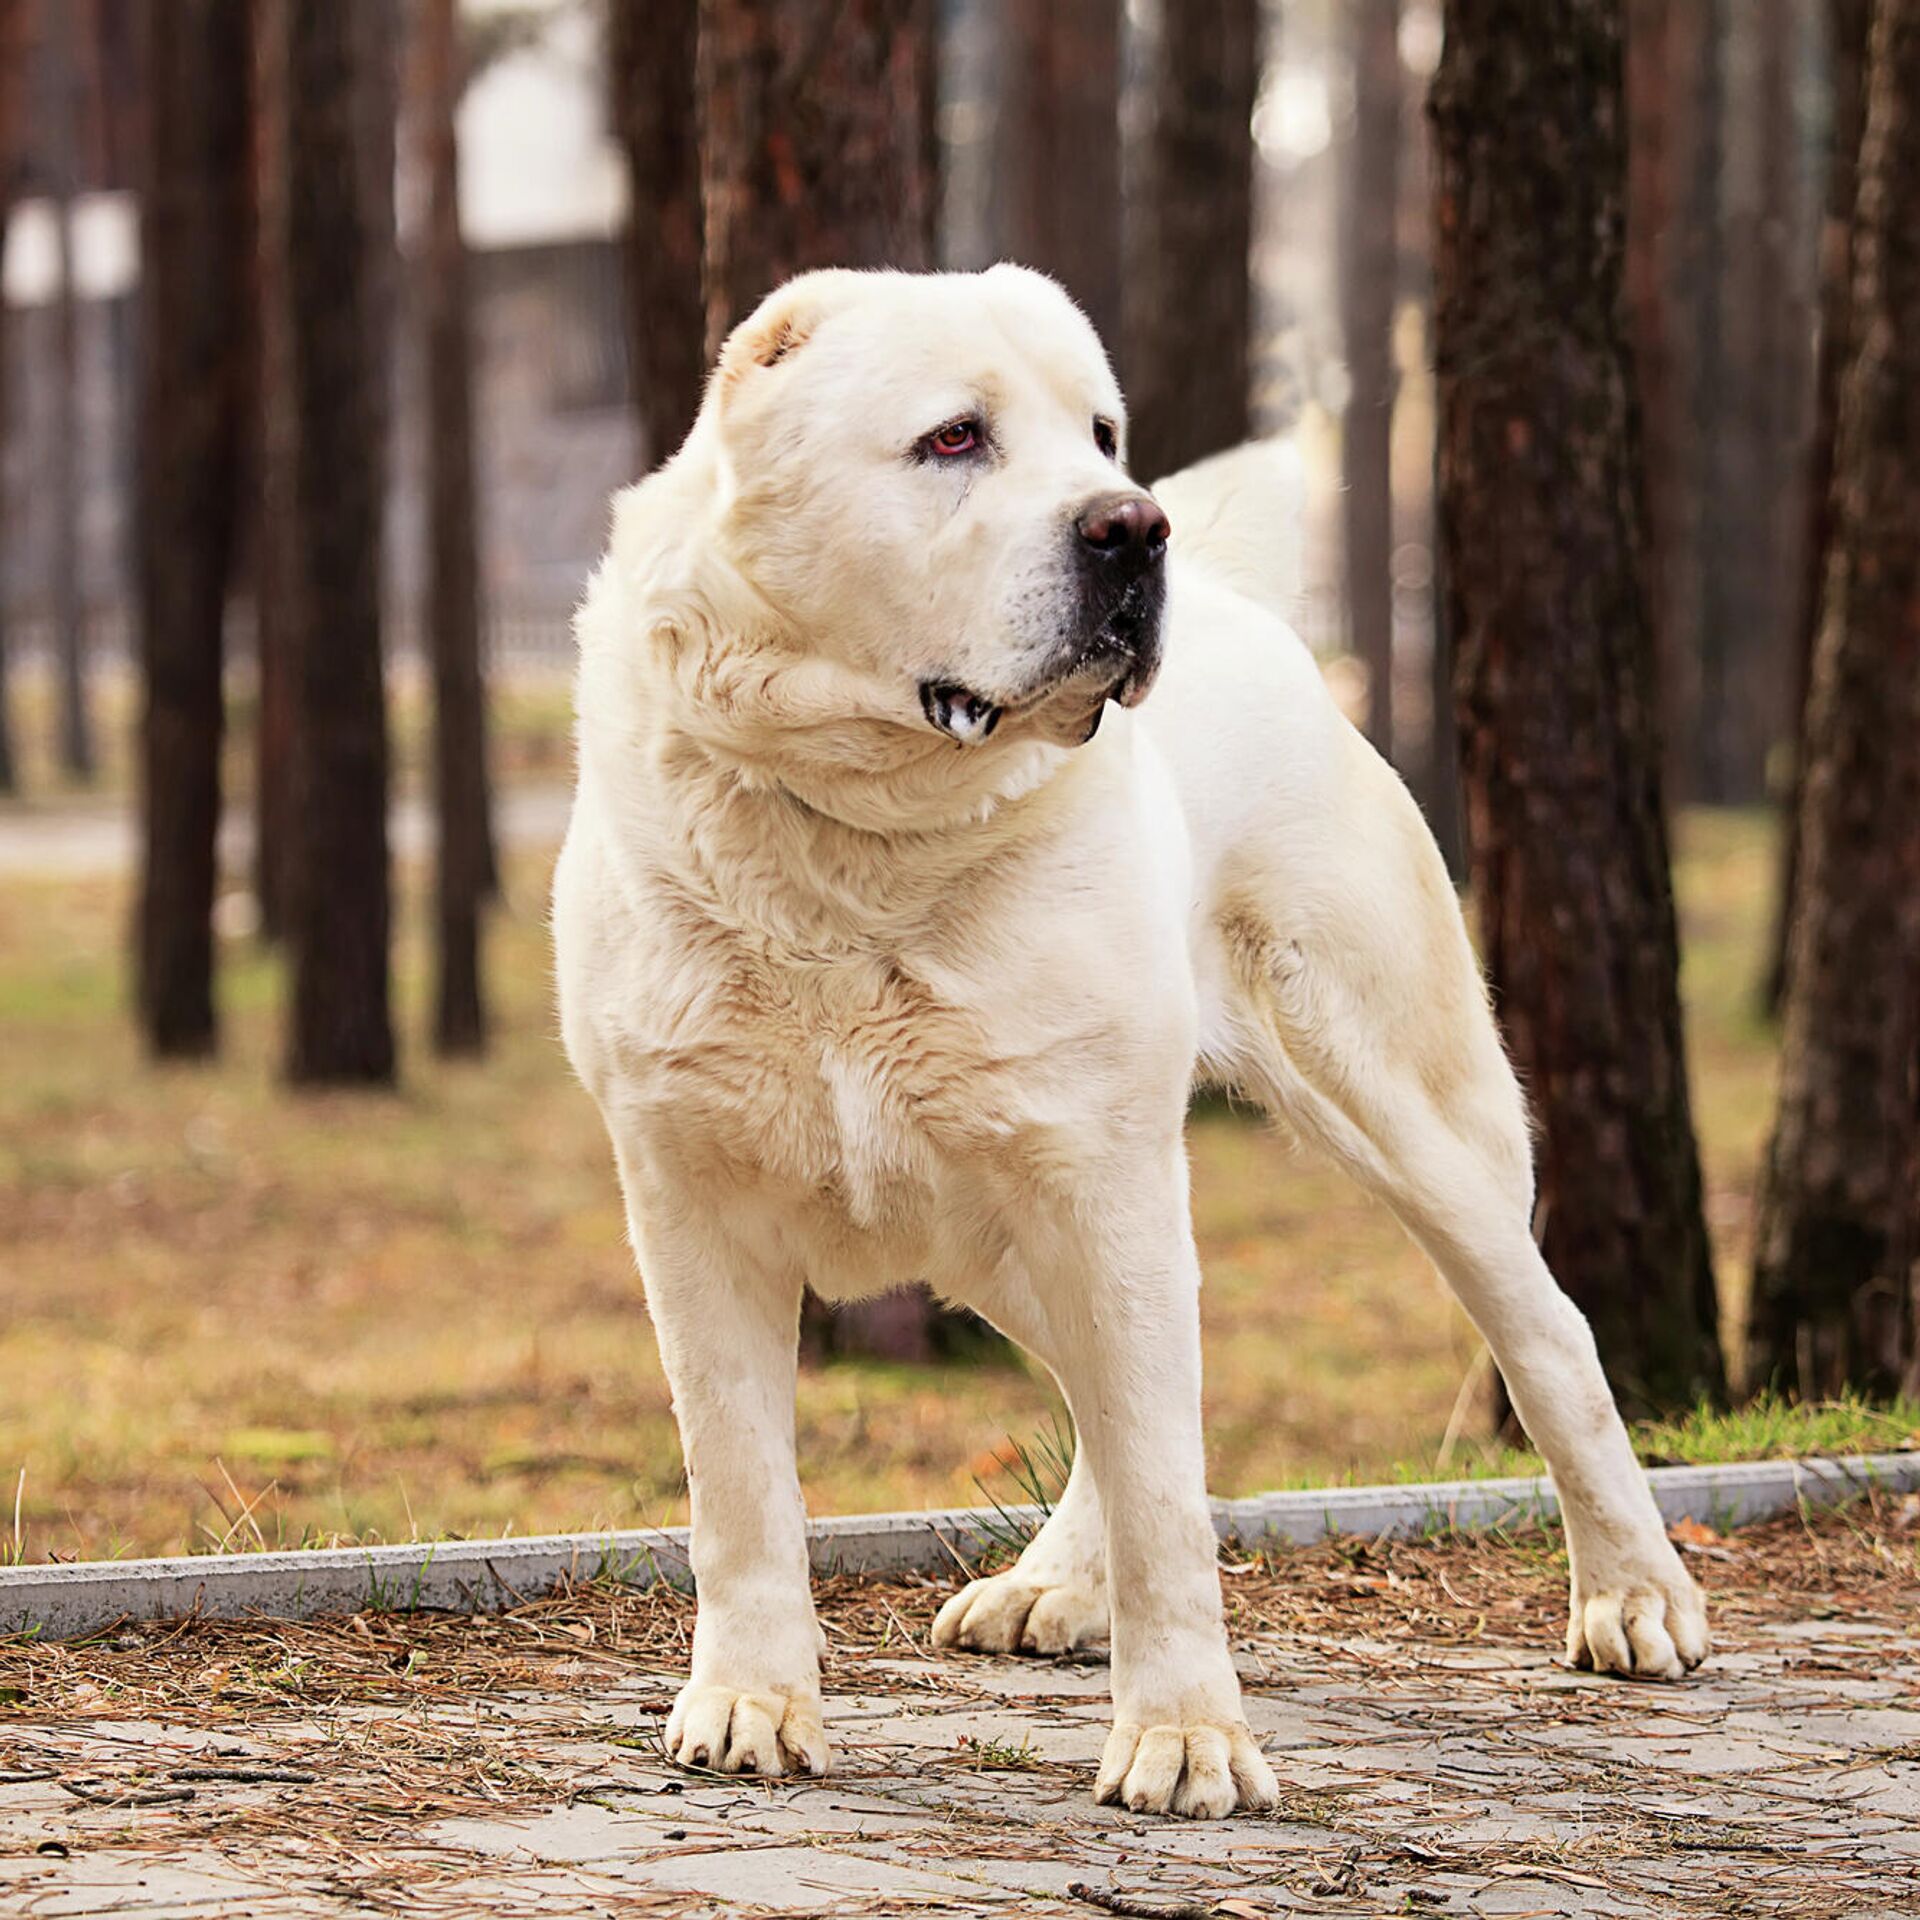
left=0, top=0, right=1916, bottom=1563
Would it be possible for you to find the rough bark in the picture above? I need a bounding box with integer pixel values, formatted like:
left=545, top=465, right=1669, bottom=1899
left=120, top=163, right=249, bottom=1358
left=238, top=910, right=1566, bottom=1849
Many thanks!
left=699, top=0, right=936, bottom=357
left=417, top=0, right=492, bottom=1058
left=991, top=0, right=1123, bottom=357
left=48, top=0, right=94, bottom=780
left=1699, top=0, right=1807, bottom=808
left=1341, top=0, right=1401, bottom=761
left=1425, top=427, right=1465, bottom=879
left=1431, top=0, right=1724, bottom=1416
left=0, top=0, right=26, bottom=793
left=0, top=201, right=13, bottom=795
left=136, top=0, right=250, bottom=1058
left=1749, top=0, right=1920, bottom=1400
left=1762, top=0, right=1874, bottom=1016
left=607, top=0, right=704, bottom=467
left=1682, top=0, right=1730, bottom=808
left=266, top=0, right=395, bottom=1085
left=1125, top=0, right=1258, bottom=483
left=1625, top=0, right=1683, bottom=804
left=251, top=0, right=295, bottom=940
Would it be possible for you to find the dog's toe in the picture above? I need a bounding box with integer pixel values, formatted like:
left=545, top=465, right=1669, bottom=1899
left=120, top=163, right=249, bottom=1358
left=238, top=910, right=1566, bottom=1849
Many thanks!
left=1567, top=1571, right=1708, bottom=1681
left=666, top=1682, right=830, bottom=1776
left=932, top=1570, right=1109, bottom=1655
left=1094, top=1719, right=1277, bottom=1819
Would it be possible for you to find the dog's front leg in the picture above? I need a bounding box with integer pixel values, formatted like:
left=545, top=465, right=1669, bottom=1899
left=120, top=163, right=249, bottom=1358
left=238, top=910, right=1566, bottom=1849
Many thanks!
left=1026, top=1170, right=1279, bottom=1819
left=620, top=1176, right=828, bottom=1777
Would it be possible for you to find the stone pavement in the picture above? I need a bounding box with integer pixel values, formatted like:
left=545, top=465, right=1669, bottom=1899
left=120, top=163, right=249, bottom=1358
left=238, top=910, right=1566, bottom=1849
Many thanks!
left=4, top=1556, right=1917, bottom=1920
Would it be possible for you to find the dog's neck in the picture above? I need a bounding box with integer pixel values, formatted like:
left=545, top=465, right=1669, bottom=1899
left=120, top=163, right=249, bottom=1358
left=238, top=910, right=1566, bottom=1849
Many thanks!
left=573, top=454, right=1112, bottom=948
left=579, top=638, right=1110, bottom=954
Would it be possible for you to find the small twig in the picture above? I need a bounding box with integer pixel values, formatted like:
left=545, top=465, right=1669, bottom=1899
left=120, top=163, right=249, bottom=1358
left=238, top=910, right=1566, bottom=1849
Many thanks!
left=1306, top=1843, right=1365, bottom=1898
left=214, top=1458, right=271, bottom=1553
left=1066, top=1884, right=1221, bottom=1920
left=1433, top=1346, right=1492, bottom=1474
left=168, top=1764, right=318, bottom=1786
left=59, top=1779, right=196, bottom=1808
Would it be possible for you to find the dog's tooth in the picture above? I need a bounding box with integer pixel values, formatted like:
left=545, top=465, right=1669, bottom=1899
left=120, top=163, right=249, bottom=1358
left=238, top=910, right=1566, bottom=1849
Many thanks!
left=942, top=693, right=1001, bottom=744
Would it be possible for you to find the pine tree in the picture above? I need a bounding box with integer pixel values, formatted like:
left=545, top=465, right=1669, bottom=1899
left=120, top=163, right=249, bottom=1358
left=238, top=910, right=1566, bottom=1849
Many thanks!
left=136, top=0, right=250, bottom=1057
left=1431, top=0, right=1725, bottom=1415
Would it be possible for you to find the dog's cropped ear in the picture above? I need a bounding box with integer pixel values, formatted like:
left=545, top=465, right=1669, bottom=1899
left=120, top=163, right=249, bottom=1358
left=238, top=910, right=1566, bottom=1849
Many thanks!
left=714, top=270, right=868, bottom=393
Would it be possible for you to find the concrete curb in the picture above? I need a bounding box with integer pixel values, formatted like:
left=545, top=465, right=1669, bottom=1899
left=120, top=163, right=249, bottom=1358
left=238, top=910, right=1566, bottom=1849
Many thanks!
left=3, top=1451, right=1914, bottom=1643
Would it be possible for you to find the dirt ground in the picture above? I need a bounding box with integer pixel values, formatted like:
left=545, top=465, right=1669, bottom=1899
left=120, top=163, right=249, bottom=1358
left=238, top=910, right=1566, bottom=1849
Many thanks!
left=4, top=1504, right=1918, bottom=1918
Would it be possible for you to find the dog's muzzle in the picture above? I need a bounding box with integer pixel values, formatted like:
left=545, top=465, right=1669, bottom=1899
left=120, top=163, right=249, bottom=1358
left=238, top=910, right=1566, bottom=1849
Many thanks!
left=919, top=490, right=1171, bottom=747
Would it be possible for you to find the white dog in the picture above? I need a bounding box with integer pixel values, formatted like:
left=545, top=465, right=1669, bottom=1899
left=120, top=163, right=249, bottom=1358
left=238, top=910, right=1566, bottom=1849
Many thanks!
left=553, top=266, right=1708, bottom=1820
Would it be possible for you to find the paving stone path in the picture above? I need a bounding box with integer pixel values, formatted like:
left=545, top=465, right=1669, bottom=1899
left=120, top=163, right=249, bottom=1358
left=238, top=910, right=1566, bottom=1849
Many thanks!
left=3, top=1523, right=1917, bottom=1917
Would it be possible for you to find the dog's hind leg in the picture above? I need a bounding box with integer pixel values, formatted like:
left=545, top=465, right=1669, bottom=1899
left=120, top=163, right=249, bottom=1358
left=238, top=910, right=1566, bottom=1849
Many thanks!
left=1207, top=752, right=1708, bottom=1681
left=932, top=1372, right=1110, bottom=1655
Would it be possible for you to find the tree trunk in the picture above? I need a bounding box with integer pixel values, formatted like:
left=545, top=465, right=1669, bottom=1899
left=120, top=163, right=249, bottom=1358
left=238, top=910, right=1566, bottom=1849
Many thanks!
left=266, top=0, right=395, bottom=1086
left=48, top=0, right=93, bottom=781
left=991, top=0, right=1123, bottom=357
left=0, top=198, right=13, bottom=796
left=700, top=0, right=936, bottom=357
left=136, top=0, right=250, bottom=1059
left=1125, top=0, right=1257, bottom=483
left=1625, top=0, right=1683, bottom=805
left=1431, top=0, right=1725, bottom=1417
left=1682, top=1, right=1732, bottom=807
left=417, top=0, right=492, bottom=1058
left=1700, top=0, right=1807, bottom=809
left=251, top=0, right=295, bottom=940
left=699, top=0, right=991, bottom=1364
left=1749, top=0, right=1920, bottom=1400
left=1425, top=425, right=1465, bottom=879
left=607, top=0, right=704, bottom=468
left=1761, top=0, right=1873, bottom=1016
left=0, top=0, right=26, bottom=795
left=1341, top=0, right=1401, bottom=761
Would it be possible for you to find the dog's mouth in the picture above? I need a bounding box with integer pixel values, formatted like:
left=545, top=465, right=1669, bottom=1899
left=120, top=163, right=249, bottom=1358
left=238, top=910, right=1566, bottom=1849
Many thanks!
left=919, top=584, right=1164, bottom=749
left=919, top=681, right=1003, bottom=744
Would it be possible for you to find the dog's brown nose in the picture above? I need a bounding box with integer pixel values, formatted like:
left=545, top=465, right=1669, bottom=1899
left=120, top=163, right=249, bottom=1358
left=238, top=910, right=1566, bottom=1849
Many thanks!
left=1076, top=492, right=1170, bottom=566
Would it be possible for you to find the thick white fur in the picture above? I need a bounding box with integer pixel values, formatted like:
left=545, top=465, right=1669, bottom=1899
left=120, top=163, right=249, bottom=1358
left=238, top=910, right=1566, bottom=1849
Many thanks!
left=553, top=266, right=1707, bottom=1820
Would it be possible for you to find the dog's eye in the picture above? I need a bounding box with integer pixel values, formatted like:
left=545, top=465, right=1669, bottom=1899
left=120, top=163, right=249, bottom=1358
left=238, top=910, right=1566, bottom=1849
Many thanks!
left=1093, top=418, right=1118, bottom=460
left=926, top=419, right=980, bottom=458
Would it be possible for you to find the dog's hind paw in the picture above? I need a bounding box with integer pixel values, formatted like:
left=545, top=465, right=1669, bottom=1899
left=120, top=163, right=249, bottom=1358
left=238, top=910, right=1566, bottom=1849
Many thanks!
left=665, top=1681, right=831, bottom=1776
left=932, top=1570, right=1109, bottom=1655
left=1094, top=1719, right=1279, bottom=1819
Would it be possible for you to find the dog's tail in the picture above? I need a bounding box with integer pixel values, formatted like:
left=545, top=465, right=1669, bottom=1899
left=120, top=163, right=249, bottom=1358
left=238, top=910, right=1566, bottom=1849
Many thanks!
left=1149, top=438, right=1306, bottom=631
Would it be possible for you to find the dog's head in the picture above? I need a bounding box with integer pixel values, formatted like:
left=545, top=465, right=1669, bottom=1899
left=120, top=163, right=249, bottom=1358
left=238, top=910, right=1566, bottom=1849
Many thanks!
left=691, top=266, right=1167, bottom=762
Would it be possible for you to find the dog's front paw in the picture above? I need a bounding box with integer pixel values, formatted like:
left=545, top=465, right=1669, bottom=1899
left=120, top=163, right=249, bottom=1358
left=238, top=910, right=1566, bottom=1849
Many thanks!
left=933, top=1569, right=1109, bottom=1655
left=1567, top=1544, right=1709, bottom=1680
left=665, top=1681, right=831, bottom=1776
left=1094, top=1719, right=1278, bottom=1819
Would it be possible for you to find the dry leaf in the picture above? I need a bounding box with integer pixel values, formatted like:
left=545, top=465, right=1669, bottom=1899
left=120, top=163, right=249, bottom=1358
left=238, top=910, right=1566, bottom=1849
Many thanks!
left=1667, top=1516, right=1721, bottom=1546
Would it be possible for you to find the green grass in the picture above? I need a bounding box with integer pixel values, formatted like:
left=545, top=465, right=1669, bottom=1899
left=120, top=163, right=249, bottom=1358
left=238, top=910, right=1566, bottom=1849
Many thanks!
left=1270, top=1391, right=1920, bottom=1490
left=0, top=800, right=1855, bottom=1564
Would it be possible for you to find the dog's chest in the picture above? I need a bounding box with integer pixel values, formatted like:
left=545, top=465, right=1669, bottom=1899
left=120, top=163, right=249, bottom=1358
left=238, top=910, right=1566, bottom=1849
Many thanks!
left=616, top=935, right=1045, bottom=1240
